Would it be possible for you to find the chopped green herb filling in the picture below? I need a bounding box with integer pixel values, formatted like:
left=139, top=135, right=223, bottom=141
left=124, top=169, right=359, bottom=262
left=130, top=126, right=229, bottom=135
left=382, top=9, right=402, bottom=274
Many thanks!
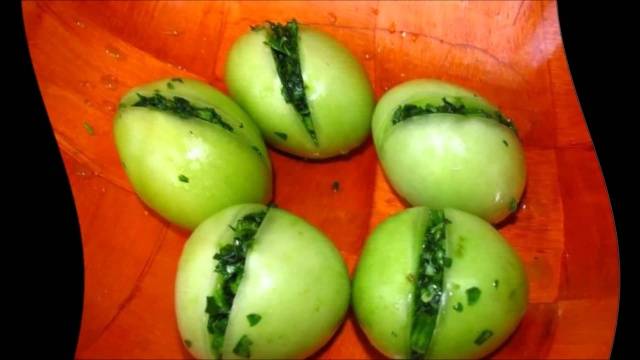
left=263, top=19, right=318, bottom=145
left=178, top=174, right=189, bottom=183
left=133, top=92, right=233, bottom=132
left=205, top=210, right=267, bottom=356
left=391, top=98, right=517, bottom=133
left=410, top=209, right=451, bottom=359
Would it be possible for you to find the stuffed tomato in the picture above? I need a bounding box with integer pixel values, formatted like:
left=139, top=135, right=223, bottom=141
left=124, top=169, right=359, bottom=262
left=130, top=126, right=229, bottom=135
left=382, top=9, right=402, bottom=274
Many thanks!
left=113, top=78, right=272, bottom=229
left=225, top=19, right=374, bottom=159
left=372, top=79, right=526, bottom=223
left=175, top=204, right=350, bottom=359
left=353, top=207, right=528, bottom=359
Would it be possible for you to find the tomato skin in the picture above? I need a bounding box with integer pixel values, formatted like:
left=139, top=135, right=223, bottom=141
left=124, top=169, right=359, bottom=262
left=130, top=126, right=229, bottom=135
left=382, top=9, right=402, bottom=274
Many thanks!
left=113, top=78, right=272, bottom=230
left=225, top=25, right=374, bottom=159
left=372, top=79, right=527, bottom=224
left=352, top=207, right=528, bottom=359
left=175, top=204, right=351, bottom=359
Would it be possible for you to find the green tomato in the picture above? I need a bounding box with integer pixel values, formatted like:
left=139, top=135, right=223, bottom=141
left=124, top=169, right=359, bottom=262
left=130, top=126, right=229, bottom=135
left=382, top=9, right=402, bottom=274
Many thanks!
left=175, top=204, right=350, bottom=359
left=372, top=79, right=526, bottom=224
left=113, top=78, right=272, bottom=230
left=352, top=207, right=528, bottom=359
left=225, top=21, right=375, bottom=159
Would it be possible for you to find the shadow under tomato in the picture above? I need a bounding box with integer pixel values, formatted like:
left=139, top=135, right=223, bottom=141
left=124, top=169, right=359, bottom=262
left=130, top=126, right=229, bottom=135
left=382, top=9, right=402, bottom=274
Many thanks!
left=376, top=162, right=413, bottom=210
left=487, top=302, right=558, bottom=359
left=268, top=136, right=375, bottom=165
left=309, top=310, right=386, bottom=360
left=351, top=313, right=387, bottom=359
left=137, top=198, right=196, bottom=237
left=308, top=314, right=349, bottom=360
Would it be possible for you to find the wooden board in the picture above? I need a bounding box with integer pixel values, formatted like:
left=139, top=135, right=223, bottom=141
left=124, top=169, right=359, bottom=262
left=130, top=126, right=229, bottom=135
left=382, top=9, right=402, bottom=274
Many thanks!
left=23, top=1, right=619, bottom=358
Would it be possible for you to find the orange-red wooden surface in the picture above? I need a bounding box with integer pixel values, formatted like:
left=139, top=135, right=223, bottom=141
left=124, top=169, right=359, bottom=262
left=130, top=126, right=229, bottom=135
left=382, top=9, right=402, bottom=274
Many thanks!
left=23, top=1, right=619, bottom=359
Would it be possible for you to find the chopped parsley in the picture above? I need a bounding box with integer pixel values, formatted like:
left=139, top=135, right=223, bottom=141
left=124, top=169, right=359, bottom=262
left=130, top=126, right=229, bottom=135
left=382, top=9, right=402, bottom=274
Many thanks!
left=233, top=335, right=253, bottom=358
left=509, top=198, right=518, bottom=212
left=171, top=77, right=184, bottom=83
left=274, top=131, right=288, bottom=141
left=167, top=82, right=175, bottom=90
left=247, top=313, right=262, bottom=327
left=251, top=145, right=263, bottom=158
left=502, top=139, right=509, bottom=147
left=466, top=287, right=481, bottom=306
left=205, top=210, right=268, bottom=356
left=184, top=339, right=192, bottom=348
left=83, top=121, right=95, bottom=136
left=453, top=302, right=463, bottom=312
left=474, top=329, right=494, bottom=346
left=132, top=92, right=233, bottom=132
left=410, top=209, right=451, bottom=359
left=263, top=19, right=318, bottom=145
left=178, top=174, right=189, bottom=183
left=391, top=98, right=517, bottom=133
left=331, top=180, right=340, bottom=192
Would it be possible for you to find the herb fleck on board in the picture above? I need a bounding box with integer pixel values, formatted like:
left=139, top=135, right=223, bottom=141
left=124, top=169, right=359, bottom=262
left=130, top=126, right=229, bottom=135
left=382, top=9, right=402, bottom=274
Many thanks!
left=83, top=122, right=95, bottom=136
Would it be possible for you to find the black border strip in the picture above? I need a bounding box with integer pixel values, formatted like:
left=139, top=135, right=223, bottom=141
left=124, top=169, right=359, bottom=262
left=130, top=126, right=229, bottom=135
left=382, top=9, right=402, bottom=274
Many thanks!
left=557, top=2, right=629, bottom=359
left=12, top=3, right=84, bottom=358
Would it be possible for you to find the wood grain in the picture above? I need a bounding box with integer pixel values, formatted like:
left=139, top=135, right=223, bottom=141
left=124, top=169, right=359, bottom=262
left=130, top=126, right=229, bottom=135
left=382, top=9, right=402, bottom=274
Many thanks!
left=23, top=1, right=619, bottom=359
